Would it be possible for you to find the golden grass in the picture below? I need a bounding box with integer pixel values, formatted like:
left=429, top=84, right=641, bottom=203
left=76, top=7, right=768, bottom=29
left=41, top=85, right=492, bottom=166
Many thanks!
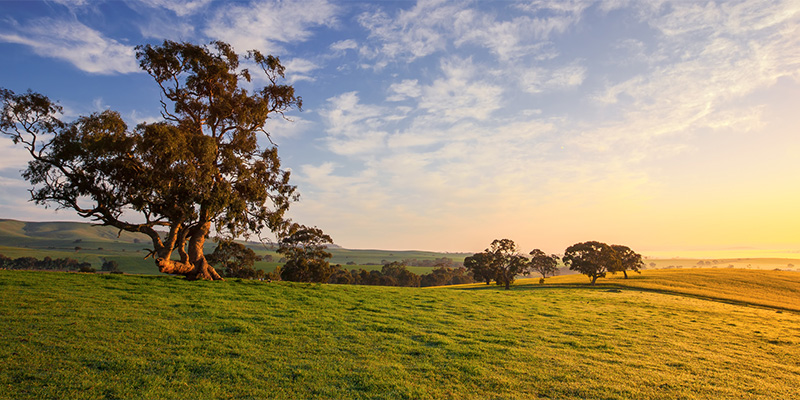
left=515, top=268, right=800, bottom=312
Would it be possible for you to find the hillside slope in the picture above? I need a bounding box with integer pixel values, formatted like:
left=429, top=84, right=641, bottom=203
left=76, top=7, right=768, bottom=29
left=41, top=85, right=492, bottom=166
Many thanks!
left=1, top=270, right=799, bottom=399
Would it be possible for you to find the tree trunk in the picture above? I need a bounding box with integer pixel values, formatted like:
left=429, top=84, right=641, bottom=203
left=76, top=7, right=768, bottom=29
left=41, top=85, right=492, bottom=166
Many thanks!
left=504, top=280, right=510, bottom=290
left=154, top=222, right=223, bottom=281
left=591, top=275, right=598, bottom=285
left=623, top=270, right=628, bottom=279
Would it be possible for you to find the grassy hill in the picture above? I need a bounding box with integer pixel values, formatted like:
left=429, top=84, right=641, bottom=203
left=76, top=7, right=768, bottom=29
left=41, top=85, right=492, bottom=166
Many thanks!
left=0, top=219, right=472, bottom=275
left=1, top=269, right=799, bottom=399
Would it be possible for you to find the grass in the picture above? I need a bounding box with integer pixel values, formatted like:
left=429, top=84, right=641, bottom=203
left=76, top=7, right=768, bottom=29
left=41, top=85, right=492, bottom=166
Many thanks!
left=520, top=268, right=800, bottom=312
left=2, top=269, right=799, bottom=399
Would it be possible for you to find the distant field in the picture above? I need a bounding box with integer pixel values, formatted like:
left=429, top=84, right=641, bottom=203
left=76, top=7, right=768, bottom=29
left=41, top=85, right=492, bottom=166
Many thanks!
left=0, top=219, right=473, bottom=275
left=512, top=268, right=800, bottom=312
left=1, top=269, right=799, bottom=399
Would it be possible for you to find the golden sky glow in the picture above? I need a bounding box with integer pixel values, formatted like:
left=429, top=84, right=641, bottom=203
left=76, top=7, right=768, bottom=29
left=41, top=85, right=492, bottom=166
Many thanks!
left=1, top=1, right=799, bottom=258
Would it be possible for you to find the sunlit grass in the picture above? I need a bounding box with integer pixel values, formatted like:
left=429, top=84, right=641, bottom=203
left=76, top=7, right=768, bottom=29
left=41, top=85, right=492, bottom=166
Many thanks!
left=1, top=270, right=799, bottom=399
left=514, top=268, right=800, bottom=312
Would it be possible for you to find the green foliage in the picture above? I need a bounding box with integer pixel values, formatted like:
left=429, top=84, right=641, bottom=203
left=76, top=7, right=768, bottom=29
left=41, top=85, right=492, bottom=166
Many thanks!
left=562, top=241, right=622, bottom=284
left=100, top=260, right=121, bottom=273
left=528, top=249, right=560, bottom=280
left=464, top=239, right=528, bottom=289
left=380, top=262, right=422, bottom=287
left=0, top=253, right=92, bottom=271
left=206, top=240, right=266, bottom=279
left=278, top=225, right=333, bottom=282
left=1, top=40, right=304, bottom=279
left=609, top=244, right=644, bottom=278
left=464, top=251, right=496, bottom=285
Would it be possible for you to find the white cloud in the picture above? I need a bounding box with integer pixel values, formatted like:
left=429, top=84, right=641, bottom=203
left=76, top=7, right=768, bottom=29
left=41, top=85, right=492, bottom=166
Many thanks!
left=330, top=39, right=358, bottom=51
left=284, top=58, right=321, bottom=83
left=357, top=0, right=466, bottom=65
left=522, top=63, right=586, bottom=93
left=136, top=0, right=212, bottom=16
left=416, top=57, right=504, bottom=122
left=318, top=92, right=393, bottom=155
left=205, top=0, right=338, bottom=53
left=0, top=19, right=138, bottom=74
left=386, top=79, right=422, bottom=102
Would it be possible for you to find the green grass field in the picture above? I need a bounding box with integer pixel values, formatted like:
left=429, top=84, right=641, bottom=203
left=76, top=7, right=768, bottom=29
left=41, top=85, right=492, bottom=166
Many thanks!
left=2, top=269, right=799, bottom=399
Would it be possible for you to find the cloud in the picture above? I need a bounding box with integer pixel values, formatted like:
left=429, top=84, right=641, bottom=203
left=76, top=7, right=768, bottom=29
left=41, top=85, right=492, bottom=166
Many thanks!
left=522, top=63, right=586, bottom=93
left=135, top=0, right=212, bottom=16
left=386, top=79, right=422, bottom=102
left=330, top=39, right=358, bottom=52
left=283, top=58, right=321, bottom=83
left=357, top=0, right=466, bottom=65
left=454, top=11, right=582, bottom=61
left=416, top=57, right=504, bottom=122
left=585, top=0, right=800, bottom=153
left=0, top=19, right=138, bottom=74
left=318, top=92, right=394, bottom=155
left=205, top=0, right=338, bottom=53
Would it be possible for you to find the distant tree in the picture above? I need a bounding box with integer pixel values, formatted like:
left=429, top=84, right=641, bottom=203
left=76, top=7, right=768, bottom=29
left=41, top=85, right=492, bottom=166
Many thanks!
left=101, top=260, right=121, bottom=273
left=464, top=239, right=529, bottom=290
left=464, top=251, right=496, bottom=285
left=562, top=241, right=621, bottom=284
left=381, top=262, right=421, bottom=287
left=79, top=265, right=96, bottom=273
left=528, top=249, right=559, bottom=282
left=0, top=40, right=303, bottom=281
left=487, top=239, right=529, bottom=290
left=278, top=225, right=333, bottom=283
left=328, top=264, right=354, bottom=284
left=420, top=266, right=473, bottom=287
left=609, top=244, right=644, bottom=279
left=205, top=240, right=264, bottom=279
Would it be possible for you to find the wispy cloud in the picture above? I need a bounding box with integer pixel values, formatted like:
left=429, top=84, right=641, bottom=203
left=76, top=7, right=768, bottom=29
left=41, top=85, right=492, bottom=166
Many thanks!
left=357, top=0, right=466, bottom=67
left=0, top=18, right=138, bottom=74
left=136, top=0, right=212, bottom=16
left=205, top=0, right=338, bottom=53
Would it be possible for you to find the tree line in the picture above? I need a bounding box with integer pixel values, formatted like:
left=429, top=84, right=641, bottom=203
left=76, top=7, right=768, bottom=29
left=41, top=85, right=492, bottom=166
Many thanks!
left=465, top=239, right=644, bottom=289
left=0, top=254, right=92, bottom=272
left=205, top=234, right=473, bottom=287
left=205, top=233, right=643, bottom=289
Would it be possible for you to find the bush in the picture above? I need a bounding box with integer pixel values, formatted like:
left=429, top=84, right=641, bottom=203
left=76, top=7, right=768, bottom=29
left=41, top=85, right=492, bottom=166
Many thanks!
left=79, top=265, right=96, bottom=273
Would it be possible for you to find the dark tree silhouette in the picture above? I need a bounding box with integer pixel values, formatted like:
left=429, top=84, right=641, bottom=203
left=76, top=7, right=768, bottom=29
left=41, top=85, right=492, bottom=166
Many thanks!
left=464, top=251, right=496, bottom=285
left=465, top=239, right=528, bottom=290
left=609, top=244, right=644, bottom=279
left=278, top=225, right=333, bottom=283
left=487, top=239, right=529, bottom=290
left=528, top=249, right=559, bottom=282
left=206, top=240, right=264, bottom=279
left=0, top=41, right=303, bottom=280
left=562, top=241, right=621, bottom=284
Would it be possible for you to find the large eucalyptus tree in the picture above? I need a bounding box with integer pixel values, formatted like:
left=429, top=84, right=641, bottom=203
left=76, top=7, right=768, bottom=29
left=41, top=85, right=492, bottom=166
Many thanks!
left=1, top=41, right=303, bottom=280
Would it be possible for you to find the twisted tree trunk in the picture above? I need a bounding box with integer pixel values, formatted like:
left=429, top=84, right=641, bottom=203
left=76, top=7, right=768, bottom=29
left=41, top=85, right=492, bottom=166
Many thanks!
left=154, top=221, right=223, bottom=281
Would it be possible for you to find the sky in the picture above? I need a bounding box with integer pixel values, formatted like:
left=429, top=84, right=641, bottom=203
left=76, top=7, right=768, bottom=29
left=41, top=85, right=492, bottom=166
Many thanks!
left=1, top=0, right=799, bottom=257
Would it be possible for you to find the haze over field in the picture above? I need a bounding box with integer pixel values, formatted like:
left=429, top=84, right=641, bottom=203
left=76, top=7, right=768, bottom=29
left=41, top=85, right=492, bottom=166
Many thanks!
left=1, top=0, right=798, bottom=257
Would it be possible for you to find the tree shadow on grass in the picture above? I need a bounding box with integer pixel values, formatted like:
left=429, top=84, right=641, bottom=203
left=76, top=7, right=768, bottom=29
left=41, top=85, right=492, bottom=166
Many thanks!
left=453, top=281, right=800, bottom=314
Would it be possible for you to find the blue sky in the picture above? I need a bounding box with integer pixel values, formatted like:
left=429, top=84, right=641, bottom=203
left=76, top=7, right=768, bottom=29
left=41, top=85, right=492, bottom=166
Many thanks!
left=1, top=0, right=799, bottom=256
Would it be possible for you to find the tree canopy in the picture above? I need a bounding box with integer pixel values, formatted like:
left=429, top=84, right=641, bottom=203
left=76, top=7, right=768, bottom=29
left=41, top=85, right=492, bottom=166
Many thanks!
left=277, top=224, right=334, bottom=283
left=562, top=241, right=621, bottom=284
left=528, top=249, right=560, bottom=281
left=609, top=244, right=644, bottom=279
left=0, top=40, right=305, bottom=280
left=464, top=239, right=528, bottom=290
